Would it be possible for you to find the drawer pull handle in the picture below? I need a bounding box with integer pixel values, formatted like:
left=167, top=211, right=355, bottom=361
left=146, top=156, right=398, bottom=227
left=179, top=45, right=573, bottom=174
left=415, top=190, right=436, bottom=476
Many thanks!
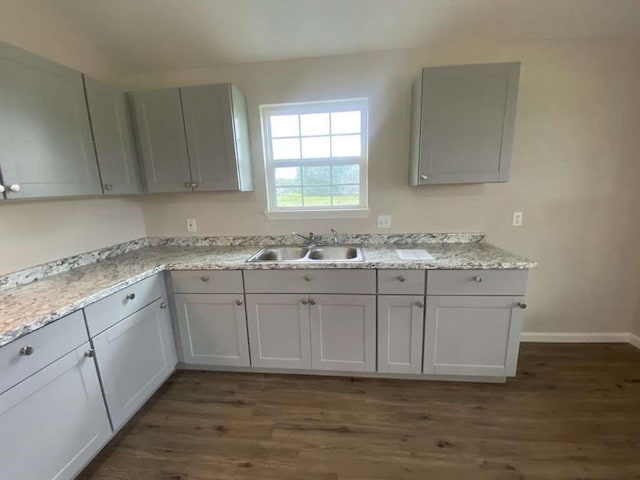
left=473, top=276, right=483, bottom=283
left=160, top=302, right=167, bottom=309
left=309, top=299, right=316, bottom=305
left=303, top=275, right=312, bottom=282
left=201, top=275, right=210, bottom=282
left=397, top=275, right=406, bottom=282
left=518, top=302, right=528, bottom=309
left=301, top=299, right=309, bottom=305
left=19, top=345, right=34, bottom=356
left=415, top=301, right=424, bottom=308
left=126, top=293, right=136, bottom=300
left=84, top=349, right=95, bottom=358
left=235, top=299, right=244, bottom=306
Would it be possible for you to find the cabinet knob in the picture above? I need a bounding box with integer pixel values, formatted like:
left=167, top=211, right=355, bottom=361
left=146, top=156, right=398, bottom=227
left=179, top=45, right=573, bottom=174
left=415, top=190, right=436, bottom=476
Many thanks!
left=0, top=185, right=5, bottom=193
left=473, top=276, right=483, bottom=283
left=103, top=184, right=113, bottom=191
left=235, top=299, right=244, bottom=306
left=19, top=345, right=34, bottom=356
left=301, top=299, right=309, bottom=305
left=303, top=275, right=312, bottom=282
left=201, top=275, right=210, bottom=282
left=160, top=302, right=167, bottom=309
left=416, top=301, right=424, bottom=308
left=420, top=175, right=428, bottom=181
left=126, top=293, right=136, bottom=300
left=184, top=182, right=192, bottom=189
left=191, top=182, right=198, bottom=189
left=8, top=184, right=21, bottom=192
left=518, top=302, right=528, bottom=309
left=84, top=349, right=95, bottom=358
left=309, top=299, right=316, bottom=305
left=397, top=275, right=406, bottom=282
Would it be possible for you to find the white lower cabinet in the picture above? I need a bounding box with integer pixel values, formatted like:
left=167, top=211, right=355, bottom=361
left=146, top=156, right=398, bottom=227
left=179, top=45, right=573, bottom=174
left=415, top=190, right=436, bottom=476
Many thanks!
left=246, top=294, right=312, bottom=369
left=174, top=293, right=250, bottom=367
left=377, top=295, right=425, bottom=374
left=310, top=295, right=376, bottom=372
left=93, top=298, right=177, bottom=430
left=423, top=295, right=525, bottom=377
left=0, top=343, right=112, bottom=480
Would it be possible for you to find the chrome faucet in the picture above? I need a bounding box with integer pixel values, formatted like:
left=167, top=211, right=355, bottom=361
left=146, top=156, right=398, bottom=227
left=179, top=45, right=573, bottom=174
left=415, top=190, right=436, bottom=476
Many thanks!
left=292, top=232, right=319, bottom=246
left=330, top=229, right=339, bottom=245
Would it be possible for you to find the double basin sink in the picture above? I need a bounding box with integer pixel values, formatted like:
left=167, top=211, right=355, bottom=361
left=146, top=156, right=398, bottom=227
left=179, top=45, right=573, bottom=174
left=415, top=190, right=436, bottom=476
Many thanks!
left=247, top=246, right=364, bottom=263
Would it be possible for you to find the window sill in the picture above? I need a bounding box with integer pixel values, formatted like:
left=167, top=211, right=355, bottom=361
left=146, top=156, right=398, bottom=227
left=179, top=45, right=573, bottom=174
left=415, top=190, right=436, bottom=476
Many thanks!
left=264, top=208, right=371, bottom=220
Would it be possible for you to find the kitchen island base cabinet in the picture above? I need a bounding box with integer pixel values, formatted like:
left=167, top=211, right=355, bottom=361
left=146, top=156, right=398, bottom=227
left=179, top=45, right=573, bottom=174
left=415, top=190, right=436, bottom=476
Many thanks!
left=377, top=295, right=425, bottom=374
left=0, top=343, right=112, bottom=480
left=310, top=295, right=376, bottom=372
left=423, top=296, right=525, bottom=377
left=174, top=293, right=250, bottom=367
left=93, top=298, right=177, bottom=431
left=246, top=294, right=312, bottom=369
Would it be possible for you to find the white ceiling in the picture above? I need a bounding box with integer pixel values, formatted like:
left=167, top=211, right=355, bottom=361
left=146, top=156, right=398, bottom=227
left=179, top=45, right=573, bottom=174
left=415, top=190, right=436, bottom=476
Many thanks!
left=12, top=0, right=640, bottom=74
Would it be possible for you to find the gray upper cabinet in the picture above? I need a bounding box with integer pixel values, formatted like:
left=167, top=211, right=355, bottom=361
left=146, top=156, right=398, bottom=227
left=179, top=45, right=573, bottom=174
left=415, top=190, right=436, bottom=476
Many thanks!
left=84, top=76, right=141, bottom=195
left=129, top=83, right=253, bottom=194
left=410, top=62, right=520, bottom=185
left=0, top=42, right=102, bottom=199
left=129, top=88, right=192, bottom=193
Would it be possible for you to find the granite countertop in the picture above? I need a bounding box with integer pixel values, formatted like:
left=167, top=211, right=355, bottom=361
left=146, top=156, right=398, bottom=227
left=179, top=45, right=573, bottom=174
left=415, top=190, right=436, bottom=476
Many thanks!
left=0, top=237, right=536, bottom=348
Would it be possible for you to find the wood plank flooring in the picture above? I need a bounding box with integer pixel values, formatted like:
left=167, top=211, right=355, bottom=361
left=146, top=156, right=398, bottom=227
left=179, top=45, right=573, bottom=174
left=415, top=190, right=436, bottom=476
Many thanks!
left=79, top=344, right=640, bottom=480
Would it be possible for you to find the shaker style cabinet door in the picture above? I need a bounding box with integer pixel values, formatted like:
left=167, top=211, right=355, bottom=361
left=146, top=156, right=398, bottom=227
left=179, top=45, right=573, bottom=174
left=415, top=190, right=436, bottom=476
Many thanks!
left=84, top=75, right=141, bottom=195
left=246, top=294, right=312, bottom=369
left=92, top=298, right=177, bottom=430
left=410, top=62, right=520, bottom=185
left=309, top=295, right=376, bottom=372
left=377, top=295, right=425, bottom=374
left=0, top=343, right=112, bottom=480
left=129, top=88, right=192, bottom=193
left=423, top=295, right=525, bottom=377
left=0, top=42, right=102, bottom=199
left=174, top=293, right=250, bottom=367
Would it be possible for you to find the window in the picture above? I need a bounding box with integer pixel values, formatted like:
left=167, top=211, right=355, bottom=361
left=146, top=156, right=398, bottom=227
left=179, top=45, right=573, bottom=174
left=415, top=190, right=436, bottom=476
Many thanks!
left=260, top=99, right=368, bottom=214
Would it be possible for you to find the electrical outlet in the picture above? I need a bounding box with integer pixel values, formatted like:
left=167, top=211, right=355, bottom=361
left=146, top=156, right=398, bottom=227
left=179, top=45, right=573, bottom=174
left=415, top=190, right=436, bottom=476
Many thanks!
left=186, top=218, right=197, bottom=232
left=377, top=215, right=392, bottom=229
left=512, top=211, right=523, bottom=227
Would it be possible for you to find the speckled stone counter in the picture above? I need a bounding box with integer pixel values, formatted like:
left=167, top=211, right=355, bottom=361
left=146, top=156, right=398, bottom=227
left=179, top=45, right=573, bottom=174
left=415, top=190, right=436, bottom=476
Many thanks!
left=0, top=234, right=536, bottom=348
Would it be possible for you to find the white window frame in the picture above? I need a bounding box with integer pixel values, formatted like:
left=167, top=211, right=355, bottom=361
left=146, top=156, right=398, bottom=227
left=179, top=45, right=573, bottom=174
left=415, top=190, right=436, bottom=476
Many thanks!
left=260, top=98, right=369, bottom=218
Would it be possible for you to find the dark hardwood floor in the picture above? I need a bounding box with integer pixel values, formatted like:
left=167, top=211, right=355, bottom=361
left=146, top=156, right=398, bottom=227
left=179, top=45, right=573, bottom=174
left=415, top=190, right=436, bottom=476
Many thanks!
left=79, top=344, right=640, bottom=480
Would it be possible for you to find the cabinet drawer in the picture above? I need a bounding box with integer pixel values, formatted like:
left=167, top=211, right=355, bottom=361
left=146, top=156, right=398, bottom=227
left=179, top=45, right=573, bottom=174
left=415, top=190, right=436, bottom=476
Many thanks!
left=378, top=270, right=425, bottom=295
left=0, top=311, right=88, bottom=395
left=171, top=270, right=243, bottom=294
left=427, top=270, right=528, bottom=296
left=244, top=269, right=376, bottom=294
left=84, top=274, right=163, bottom=337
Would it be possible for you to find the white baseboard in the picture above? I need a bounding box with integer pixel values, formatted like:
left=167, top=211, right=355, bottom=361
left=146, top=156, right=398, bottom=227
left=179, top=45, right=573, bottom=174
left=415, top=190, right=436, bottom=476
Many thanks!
left=521, top=332, right=635, bottom=345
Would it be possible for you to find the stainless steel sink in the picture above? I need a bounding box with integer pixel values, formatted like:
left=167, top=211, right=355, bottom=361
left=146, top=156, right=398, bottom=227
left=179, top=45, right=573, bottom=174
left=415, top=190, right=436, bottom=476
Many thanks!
left=247, top=245, right=363, bottom=263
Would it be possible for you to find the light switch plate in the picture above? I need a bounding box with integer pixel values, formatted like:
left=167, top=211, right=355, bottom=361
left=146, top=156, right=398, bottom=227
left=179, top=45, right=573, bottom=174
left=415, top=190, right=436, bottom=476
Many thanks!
left=377, top=215, right=392, bottom=229
left=512, top=211, right=523, bottom=227
left=186, top=218, right=197, bottom=232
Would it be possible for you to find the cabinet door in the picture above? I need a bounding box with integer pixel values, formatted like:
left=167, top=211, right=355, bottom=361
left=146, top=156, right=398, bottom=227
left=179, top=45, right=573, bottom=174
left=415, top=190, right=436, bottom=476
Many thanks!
left=0, top=343, right=112, bottom=480
left=84, top=76, right=141, bottom=195
left=377, top=295, right=424, bottom=374
left=310, top=295, right=376, bottom=372
left=174, top=293, right=250, bottom=367
left=93, top=298, right=177, bottom=430
left=423, top=296, right=524, bottom=377
left=129, top=88, right=192, bottom=193
left=246, top=294, right=311, bottom=369
left=0, top=42, right=101, bottom=198
left=180, top=84, right=240, bottom=191
left=411, top=62, right=520, bottom=185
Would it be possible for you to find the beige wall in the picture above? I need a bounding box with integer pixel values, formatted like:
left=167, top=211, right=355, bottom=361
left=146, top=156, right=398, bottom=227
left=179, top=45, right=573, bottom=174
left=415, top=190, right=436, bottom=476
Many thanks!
left=0, top=12, right=145, bottom=276
left=122, top=39, right=640, bottom=335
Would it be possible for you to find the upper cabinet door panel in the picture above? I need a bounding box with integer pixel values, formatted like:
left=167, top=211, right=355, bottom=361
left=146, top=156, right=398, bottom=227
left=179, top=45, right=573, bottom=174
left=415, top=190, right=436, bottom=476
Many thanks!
left=410, top=62, right=520, bottom=185
left=129, top=88, right=191, bottom=193
left=0, top=43, right=101, bottom=199
left=180, top=84, right=239, bottom=191
left=84, top=76, right=141, bottom=195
